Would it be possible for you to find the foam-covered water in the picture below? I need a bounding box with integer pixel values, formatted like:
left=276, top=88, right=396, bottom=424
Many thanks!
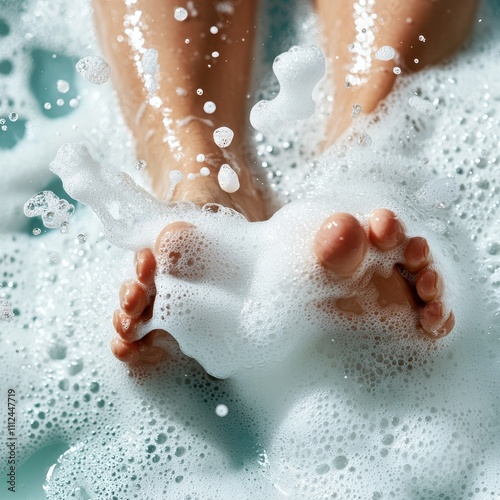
left=1, top=0, right=500, bottom=498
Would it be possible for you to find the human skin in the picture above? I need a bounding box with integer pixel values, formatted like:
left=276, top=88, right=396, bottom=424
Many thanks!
left=91, top=0, right=478, bottom=363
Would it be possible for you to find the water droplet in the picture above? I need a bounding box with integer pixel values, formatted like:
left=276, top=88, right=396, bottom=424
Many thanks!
left=174, top=7, right=188, bottom=21
left=351, top=103, right=362, bottom=117
left=57, top=80, right=70, bottom=93
left=210, top=26, right=218, bottom=34
left=215, top=404, right=229, bottom=417
left=393, top=67, right=401, bottom=75
left=196, top=88, right=203, bottom=95
left=418, top=35, right=426, bottom=42
left=375, top=45, right=395, bottom=61
left=33, top=227, right=41, bottom=235
left=78, top=234, right=86, bottom=243
left=8, top=112, right=18, bottom=122
left=203, top=101, right=216, bottom=114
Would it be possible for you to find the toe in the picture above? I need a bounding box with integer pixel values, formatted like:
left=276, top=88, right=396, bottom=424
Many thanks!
left=111, top=337, right=141, bottom=364
left=315, top=213, right=368, bottom=277
left=113, top=309, right=138, bottom=342
left=119, top=280, right=149, bottom=318
left=416, top=269, right=442, bottom=302
left=420, top=301, right=454, bottom=338
left=368, top=209, right=406, bottom=252
left=404, top=237, right=432, bottom=273
left=154, top=221, right=196, bottom=255
left=136, top=248, right=156, bottom=285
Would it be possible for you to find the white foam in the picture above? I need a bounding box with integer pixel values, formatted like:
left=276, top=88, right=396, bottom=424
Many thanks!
left=75, top=56, right=110, bottom=85
left=217, top=163, right=240, bottom=193
left=250, top=46, right=325, bottom=135
left=375, top=45, right=396, bottom=61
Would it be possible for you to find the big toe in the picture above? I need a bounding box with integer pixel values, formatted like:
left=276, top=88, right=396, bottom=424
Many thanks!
left=368, top=209, right=406, bottom=252
left=315, top=213, right=368, bottom=277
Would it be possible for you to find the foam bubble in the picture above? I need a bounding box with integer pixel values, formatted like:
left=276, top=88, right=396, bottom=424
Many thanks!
left=213, top=126, right=234, bottom=148
left=250, top=46, right=325, bottom=135
left=217, top=164, right=239, bottom=194
left=24, top=191, right=75, bottom=229
left=203, top=101, right=216, bottom=114
left=174, top=7, right=188, bottom=21
left=375, top=45, right=396, bottom=61
left=75, top=56, right=110, bottom=84
left=408, top=95, right=435, bottom=115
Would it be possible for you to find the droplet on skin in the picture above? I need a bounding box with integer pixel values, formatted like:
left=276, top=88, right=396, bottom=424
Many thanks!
left=393, top=67, right=401, bottom=75
left=203, top=101, right=216, bottom=114
left=200, top=167, right=210, bottom=176
left=375, top=45, right=396, bottom=61
left=197, top=88, right=203, bottom=95
left=210, top=26, right=218, bottom=34
left=212, top=51, right=219, bottom=58
left=418, top=35, right=426, bottom=42
left=351, top=104, right=362, bottom=117
left=196, top=154, right=205, bottom=162
left=174, top=7, right=188, bottom=21
left=218, top=164, right=239, bottom=193
left=213, top=126, right=234, bottom=148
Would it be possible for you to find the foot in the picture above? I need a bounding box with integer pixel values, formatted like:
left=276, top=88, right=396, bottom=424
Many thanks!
left=314, top=208, right=454, bottom=338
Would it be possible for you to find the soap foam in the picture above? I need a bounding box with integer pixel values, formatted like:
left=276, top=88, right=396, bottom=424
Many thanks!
left=1, top=0, right=500, bottom=498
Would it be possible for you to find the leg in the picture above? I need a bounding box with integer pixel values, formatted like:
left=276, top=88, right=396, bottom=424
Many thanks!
left=92, top=0, right=267, bottom=220
left=316, top=0, right=479, bottom=143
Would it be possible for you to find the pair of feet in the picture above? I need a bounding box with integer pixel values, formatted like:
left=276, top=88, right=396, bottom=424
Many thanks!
left=112, top=206, right=453, bottom=366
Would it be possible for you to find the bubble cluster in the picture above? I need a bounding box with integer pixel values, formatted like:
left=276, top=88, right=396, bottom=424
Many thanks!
left=75, top=55, right=110, bottom=84
left=24, top=191, right=75, bottom=230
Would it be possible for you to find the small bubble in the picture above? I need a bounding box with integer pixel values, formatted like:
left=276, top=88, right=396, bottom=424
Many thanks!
left=8, top=112, right=18, bottom=122
left=332, top=455, right=348, bottom=470
left=414, top=58, right=419, bottom=64
left=0, top=118, right=5, bottom=124
left=196, top=88, right=203, bottom=95
left=1, top=125, right=7, bottom=132
left=60, top=221, right=69, bottom=234
left=78, top=234, right=86, bottom=243
left=210, top=26, right=218, bottom=34
left=44, top=102, right=52, bottom=110
left=69, top=98, right=79, bottom=108
left=176, top=87, right=187, bottom=96
left=200, top=167, right=210, bottom=176
left=393, top=67, right=401, bottom=75
left=49, top=252, right=60, bottom=263
left=33, top=228, right=41, bottom=236
left=135, top=159, right=147, bottom=170
left=215, top=404, right=228, bottom=417
left=211, top=51, right=219, bottom=58
left=196, top=153, right=205, bottom=162
left=56, top=98, right=64, bottom=106
left=174, top=7, right=188, bottom=21
left=351, top=103, right=362, bottom=117
left=203, top=101, right=216, bottom=114
left=57, top=80, right=70, bottom=93
left=357, top=133, right=372, bottom=147
left=418, top=35, right=426, bottom=42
